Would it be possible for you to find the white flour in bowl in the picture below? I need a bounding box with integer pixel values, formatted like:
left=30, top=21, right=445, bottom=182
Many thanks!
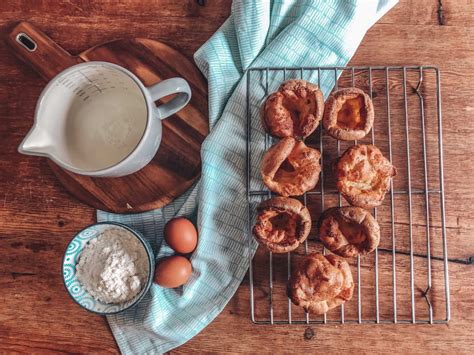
left=76, top=227, right=149, bottom=304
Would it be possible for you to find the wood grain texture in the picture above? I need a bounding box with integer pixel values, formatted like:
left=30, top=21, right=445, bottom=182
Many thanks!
left=6, top=22, right=82, bottom=79
left=7, top=22, right=209, bottom=213
left=0, top=0, right=473, bottom=353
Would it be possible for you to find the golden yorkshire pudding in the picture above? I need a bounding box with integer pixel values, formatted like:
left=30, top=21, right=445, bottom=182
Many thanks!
left=262, top=79, right=324, bottom=138
left=323, top=88, right=374, bottom=141
left=252, top=197, right=311, bottom=253
left=318, top=207, right=380, bottom=258
left=287, top=253, right=354, bottom=315
left=336, top=144, right=396, bottom=209
left=261, top=137, right=321, bottom=196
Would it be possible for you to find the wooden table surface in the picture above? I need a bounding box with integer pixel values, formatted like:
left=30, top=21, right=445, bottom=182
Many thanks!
left=1, top=0, right=473, bottom=353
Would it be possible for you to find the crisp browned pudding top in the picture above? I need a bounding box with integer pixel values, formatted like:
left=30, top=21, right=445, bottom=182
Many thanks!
left=336, top=144, right=396, bottom=209
left=253, top=197, right=311, bottom=253
left=323, top=87, right=374, bottom=141
left=262, top=79, right=324, bottom=138
left=288, top=253, right=354, bottom=315
left=318, top=207, right=380, bottom=257
left=261, top=137, right=321, bottom=197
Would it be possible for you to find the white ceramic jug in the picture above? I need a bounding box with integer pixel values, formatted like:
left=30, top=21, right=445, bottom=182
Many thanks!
left=19, top=61, right=191, bottom=177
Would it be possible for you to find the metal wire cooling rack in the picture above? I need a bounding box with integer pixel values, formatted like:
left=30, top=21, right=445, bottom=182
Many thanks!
left=245, top=66, right=450, bottom=325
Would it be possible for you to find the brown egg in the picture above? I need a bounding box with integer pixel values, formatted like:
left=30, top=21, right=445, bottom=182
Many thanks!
left=164, top=217, right=198, bottom=254
left=154, top=256, right=192, bottom=288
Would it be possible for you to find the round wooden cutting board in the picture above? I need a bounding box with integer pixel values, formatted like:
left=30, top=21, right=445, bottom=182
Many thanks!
left=7, top=22, right=208, bottom=213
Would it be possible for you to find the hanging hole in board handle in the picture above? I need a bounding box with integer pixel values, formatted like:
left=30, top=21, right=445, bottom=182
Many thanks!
left=16, top=32, right=37, bottom=52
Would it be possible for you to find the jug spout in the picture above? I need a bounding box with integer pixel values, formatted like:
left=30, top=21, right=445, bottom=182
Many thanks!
left=18, top=126, right=53, bottom=156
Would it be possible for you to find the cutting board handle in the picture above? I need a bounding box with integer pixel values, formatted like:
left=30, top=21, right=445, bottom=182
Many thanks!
left=6, top=21, right=82, bottom=80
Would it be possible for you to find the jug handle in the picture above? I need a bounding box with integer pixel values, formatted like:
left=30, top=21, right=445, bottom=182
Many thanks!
left=146, top=78, right=192, bottom=119
left=6, top=21, right=82, bottom=81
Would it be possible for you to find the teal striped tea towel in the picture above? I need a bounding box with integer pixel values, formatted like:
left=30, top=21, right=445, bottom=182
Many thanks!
left=97, top=0, right=398, bottom=353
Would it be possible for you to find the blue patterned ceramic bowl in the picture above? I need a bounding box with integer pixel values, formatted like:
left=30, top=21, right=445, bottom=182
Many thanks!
left=62, top=222, right=155, bottom=315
